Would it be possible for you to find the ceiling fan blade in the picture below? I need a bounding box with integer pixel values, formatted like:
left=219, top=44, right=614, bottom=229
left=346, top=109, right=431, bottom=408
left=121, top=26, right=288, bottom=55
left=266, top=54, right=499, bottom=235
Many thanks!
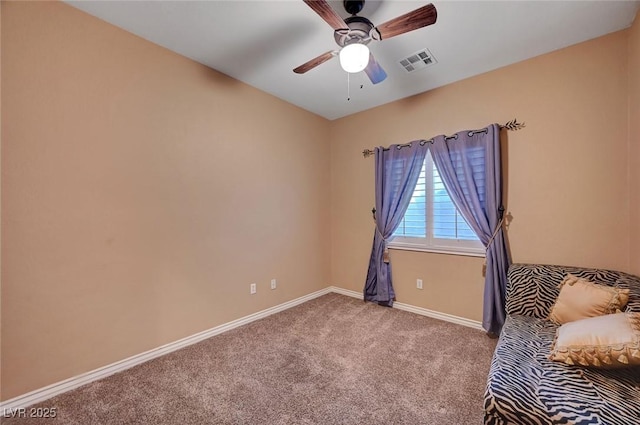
left=364, top=53, right=387, bottom=84
left=303, top=0, right=348, bottom=31
left=293, top=50, right=337, bottom=74
left=372, top=3, right=437, bottom=40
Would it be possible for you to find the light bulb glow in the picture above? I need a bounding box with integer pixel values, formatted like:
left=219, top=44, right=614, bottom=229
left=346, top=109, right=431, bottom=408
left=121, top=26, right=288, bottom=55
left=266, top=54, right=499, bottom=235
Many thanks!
left=339, top=44, right=370, bottom=73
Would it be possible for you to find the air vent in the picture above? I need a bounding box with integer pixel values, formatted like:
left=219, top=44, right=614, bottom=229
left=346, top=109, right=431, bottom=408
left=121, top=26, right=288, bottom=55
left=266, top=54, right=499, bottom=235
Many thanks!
left=399, top=48, right=437, bottom=73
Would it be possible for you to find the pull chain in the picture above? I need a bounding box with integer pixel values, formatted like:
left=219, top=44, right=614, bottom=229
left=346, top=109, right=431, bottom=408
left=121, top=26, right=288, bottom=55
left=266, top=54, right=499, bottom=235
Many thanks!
left=347, top=72, right=351, bottom=101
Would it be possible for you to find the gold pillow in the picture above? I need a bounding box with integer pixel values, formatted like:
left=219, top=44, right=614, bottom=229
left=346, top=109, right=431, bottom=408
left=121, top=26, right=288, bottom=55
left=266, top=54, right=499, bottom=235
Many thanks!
left=549, top=312, right=640, bottom=368
left=548, top=274, right=630, bottom=324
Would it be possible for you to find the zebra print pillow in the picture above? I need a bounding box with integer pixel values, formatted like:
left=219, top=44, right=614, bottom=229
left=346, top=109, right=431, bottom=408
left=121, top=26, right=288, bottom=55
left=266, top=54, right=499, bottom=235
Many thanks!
left=506, top=264, right=640, bottom=319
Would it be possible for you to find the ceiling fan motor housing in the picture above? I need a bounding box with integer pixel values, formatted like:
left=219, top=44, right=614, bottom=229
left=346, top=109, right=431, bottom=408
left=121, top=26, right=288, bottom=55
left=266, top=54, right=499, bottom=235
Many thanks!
left=334, top=15, right=374, bottom=47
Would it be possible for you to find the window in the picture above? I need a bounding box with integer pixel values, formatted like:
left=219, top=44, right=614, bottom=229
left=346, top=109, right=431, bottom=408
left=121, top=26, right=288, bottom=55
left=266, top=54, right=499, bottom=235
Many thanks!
left=390, top=151, right=484, bottom=256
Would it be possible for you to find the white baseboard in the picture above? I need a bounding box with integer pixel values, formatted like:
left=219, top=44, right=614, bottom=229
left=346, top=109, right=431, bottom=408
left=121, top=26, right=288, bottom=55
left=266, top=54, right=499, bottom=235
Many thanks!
left=0, top=287, right=332, bottom=411
left=328, top=286, right=363, bottom=299
left=329, top=286, right=484, bottom=331
left=393, top=301, right=484, bottom=331
left=1, top=285, right=482, bottom=410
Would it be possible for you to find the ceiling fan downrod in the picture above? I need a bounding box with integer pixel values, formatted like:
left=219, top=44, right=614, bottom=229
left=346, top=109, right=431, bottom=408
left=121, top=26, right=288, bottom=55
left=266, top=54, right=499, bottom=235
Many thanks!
left=343, top=0, right=365, bottom=16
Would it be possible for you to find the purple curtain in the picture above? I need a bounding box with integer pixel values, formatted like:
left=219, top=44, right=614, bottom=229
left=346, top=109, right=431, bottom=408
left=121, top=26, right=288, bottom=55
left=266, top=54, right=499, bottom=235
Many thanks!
left=430, top=124, right=510, bottom=335
left=364, top=141, right=428, bottom=306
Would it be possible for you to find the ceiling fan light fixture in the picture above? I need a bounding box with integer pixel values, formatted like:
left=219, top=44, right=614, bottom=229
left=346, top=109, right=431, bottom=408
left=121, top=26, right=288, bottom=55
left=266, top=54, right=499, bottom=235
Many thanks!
left=339, top=43, right=369, bottom=73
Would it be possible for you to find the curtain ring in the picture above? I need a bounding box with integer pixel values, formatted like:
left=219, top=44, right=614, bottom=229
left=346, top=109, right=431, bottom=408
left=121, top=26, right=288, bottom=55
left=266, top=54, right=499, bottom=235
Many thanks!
left=468, top=128, right=488, bottom=137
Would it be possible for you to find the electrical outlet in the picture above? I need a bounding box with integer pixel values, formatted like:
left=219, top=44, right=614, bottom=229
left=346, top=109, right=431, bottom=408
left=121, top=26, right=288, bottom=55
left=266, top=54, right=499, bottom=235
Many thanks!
left=416, top=279, right=423, bottom=290
left=250, top=283, right=256, bottom=294
left=270, top=279, right=277, bottom=290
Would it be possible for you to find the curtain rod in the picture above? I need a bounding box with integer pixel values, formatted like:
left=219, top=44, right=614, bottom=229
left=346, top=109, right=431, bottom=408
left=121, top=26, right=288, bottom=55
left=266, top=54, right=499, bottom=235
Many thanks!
left=361, top=119, right=525, bottom=158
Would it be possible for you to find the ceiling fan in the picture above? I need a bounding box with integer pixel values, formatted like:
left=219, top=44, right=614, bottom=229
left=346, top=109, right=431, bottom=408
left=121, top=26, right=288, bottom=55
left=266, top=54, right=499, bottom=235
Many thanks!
left=293, top=0, right=437, bottom=84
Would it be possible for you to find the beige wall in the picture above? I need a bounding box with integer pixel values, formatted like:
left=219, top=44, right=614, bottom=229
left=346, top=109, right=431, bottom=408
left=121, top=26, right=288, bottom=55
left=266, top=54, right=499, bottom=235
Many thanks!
left=630, top=11, right=640, bottom=276
left=330, top=30, right=631, bottom=322
left=0, top=0, right=3, bottom=401
left=1, top=1, right=330, bottom=400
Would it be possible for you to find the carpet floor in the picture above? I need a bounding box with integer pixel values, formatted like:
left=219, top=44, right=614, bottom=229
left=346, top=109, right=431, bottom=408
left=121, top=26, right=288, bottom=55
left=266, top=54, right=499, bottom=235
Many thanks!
left=4, top=293, right=497, bottom=424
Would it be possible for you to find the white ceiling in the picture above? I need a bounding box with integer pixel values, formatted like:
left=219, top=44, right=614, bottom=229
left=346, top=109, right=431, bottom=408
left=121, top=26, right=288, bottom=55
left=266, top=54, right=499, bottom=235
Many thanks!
left=66, top=0, right=640, bottom=120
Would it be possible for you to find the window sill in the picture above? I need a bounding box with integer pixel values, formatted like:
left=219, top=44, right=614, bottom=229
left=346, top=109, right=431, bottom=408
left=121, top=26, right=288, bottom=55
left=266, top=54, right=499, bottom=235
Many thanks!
left=388, top=243, right=486, bottom=258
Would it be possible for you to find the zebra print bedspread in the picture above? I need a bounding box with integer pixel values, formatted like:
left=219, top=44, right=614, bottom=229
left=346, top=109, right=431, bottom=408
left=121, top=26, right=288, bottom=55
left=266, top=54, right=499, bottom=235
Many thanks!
left=484, top=263, right=640, bottom=425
